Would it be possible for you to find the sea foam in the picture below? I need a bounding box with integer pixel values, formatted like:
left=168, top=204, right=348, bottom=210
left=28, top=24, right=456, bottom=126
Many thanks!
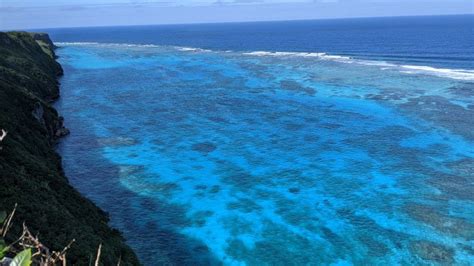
left=54, top=42, right=474, bottom=81
left=399, top=65, right=474, bottom=81
left=243, top=50, right=474, bottom=81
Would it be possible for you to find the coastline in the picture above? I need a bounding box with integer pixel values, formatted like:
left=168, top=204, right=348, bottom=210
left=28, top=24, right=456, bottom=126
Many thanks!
left=0, top=31, right=139, bottom=265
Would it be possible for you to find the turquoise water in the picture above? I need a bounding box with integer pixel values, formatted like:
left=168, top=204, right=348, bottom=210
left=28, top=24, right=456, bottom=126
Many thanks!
left=56, top=43, right=474, bottom=265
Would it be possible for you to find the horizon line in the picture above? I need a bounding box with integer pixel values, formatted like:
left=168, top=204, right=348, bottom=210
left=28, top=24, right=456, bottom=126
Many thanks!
left=18, top=13, right=474, bottom=32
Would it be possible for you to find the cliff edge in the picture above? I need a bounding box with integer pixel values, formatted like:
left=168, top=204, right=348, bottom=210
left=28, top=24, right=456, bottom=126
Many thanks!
left=0, top=32, right=139, bottom=265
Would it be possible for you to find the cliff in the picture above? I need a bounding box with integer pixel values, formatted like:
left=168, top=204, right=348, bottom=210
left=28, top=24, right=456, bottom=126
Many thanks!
left=0, top=32, right=139, bottom=265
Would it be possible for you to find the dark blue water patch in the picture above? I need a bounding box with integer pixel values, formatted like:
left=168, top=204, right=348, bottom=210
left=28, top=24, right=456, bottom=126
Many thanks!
left=191, top=142, right=218, bottom=154
left=42, top=15, right=474, bottom=69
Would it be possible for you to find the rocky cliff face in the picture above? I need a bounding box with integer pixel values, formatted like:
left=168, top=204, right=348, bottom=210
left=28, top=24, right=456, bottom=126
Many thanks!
left=0, top=32, right=139, bottom=265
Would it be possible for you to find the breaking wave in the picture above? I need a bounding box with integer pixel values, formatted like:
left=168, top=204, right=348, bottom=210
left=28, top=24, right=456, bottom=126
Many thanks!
left=55, top=42, right=474, bottom=81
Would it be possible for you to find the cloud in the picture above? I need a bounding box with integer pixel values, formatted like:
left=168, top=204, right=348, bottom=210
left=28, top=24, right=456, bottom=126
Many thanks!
left=0, top=7, right=25, bottom=13
left=60, top=6, right=89, bottom=11
left=313, top=0, right=339, bottom=3
left=214, top=0, right=264, bottom=4
left=213, top=0, right=314, bottom=5
left=2, top=0, right=472, bottom=30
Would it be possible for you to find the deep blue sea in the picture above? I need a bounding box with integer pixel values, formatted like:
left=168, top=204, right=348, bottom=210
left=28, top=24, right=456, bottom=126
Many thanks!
left=48, top=15, right=474, bottom=265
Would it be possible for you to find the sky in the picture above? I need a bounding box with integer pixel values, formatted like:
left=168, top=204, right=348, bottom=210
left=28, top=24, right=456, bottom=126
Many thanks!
left=0, top=0, right=473, bottom=30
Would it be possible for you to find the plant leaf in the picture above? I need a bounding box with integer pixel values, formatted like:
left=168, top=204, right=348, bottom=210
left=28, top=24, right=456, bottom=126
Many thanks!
left=10, top=248, right=32, bottom=266
left=0, top=239, right=8, bottom=259
left=0, top=211, right=6, bottom=225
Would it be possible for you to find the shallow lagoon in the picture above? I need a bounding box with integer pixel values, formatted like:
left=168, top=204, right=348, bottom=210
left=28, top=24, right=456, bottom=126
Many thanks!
left=56, top=44, right=474, bottom=265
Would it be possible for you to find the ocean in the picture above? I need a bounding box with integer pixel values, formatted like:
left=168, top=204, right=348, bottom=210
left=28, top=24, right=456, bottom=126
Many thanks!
left=47, top=15, right=473, bottom=265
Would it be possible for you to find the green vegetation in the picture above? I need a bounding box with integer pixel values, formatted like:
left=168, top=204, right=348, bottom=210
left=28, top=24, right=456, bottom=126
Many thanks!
left=1, top=208, right=33, bottom=266
left=0, top=32, right=139, bottom=265
left=11, top=249, right=32, bottom=266
left=1, top=205, right=91, bottom=265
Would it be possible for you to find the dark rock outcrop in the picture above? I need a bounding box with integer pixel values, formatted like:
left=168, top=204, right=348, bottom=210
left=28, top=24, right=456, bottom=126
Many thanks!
left=30, top=32, right=58, bottom=50
left=0, top=32, right=139, bottom=265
